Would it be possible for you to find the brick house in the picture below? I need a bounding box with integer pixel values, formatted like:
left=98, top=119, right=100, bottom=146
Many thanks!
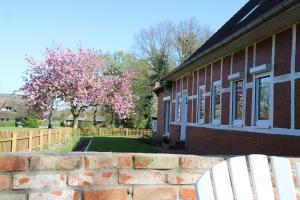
left=154, top=0, right=300, bottom=156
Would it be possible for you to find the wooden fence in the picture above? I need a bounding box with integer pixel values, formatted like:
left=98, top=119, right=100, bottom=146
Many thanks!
left=80, top=127, right=152, bottom=137
left=0, top=128, right=73, bottom=152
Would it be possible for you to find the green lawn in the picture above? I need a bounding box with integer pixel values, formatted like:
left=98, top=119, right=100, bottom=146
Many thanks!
left=0, top=127, right=42, bottom=131
left=85, top=136, right=159, bottom=153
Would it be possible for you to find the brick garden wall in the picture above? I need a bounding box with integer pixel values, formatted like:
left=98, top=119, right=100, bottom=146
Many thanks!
left=0, top=152, right=223, bottom=200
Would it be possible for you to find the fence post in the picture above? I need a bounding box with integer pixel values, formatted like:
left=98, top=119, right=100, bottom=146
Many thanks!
left=28, top=131, right=33, bottom=151
left=125, top=128, right=128, bottom=136
left=11, top=132, right=17, bottom=152
left=39, top=130, right=43, bottom=150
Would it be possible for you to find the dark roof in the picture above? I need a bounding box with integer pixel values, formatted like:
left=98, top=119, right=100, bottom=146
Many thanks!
left=164, top=0, right=296, bottom=80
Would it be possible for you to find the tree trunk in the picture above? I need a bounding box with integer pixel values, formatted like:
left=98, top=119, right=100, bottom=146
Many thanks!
left=72, top=114, right=79, bottom=129
left=48, top=109, right=53, bottom=129
left=93, top=107, right=98, bottom=127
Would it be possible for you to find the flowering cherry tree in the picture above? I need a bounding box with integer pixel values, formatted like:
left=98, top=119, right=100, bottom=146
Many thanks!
left=21, top=44, right=134, bottom=128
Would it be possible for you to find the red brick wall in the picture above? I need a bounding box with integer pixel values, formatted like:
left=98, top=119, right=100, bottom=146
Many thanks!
left=222, top=55, right=231, bottom=88
left=182, top=75, right=188, bottom=90
left=170, top=125, right=180, bottom=145
left=273, top=82, right=291, bottom=128
left=176, top=79, right=181, bottom=93
left=185, top=126, right=300, bottom=156
left=212, top=60, right=221, bottom=82
left=188, top=73, right=193, bottom=96
left=192, top=99, right=197, bottom=123
left=205, top=65, right=211, bottom=91
left=245, top=88, right=252, bottom=126
left=193, top=71, right=197, bottom=95
left=198, top=68, right=205, bottom=86
left=256, top=36, right=272, bottom=66
left=274, top=28, right=292, bottom=76
left=232, top=49, right=245, bottom=73
left=187, top=100, right=192, bottom=123
left=247, top=45, right=254, bottom=82
left=204, top=96, right=211, bottom=124
left=221, top=92, right=230, bottom=125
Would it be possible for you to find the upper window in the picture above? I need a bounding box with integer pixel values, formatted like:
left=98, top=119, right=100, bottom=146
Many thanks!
left=212, top=81, right=221, bottom=123
left=233, top=80, right=244, bottom=125
left=197, top=85, right=205, bottom=123
left=175, top=93, right=182, bottom=122
left=255, top=75, right=271, bottom=126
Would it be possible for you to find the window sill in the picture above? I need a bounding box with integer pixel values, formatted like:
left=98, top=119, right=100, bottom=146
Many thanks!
left=229, top=124, right=244, bottom=128
left=253, top=125, right=271, bottom=129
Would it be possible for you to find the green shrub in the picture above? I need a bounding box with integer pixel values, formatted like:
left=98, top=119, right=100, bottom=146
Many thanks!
left=21, top=115, right=39, bottom=128
left=0, top=120, right=15, bottom=127
left=139, top=134, right=161, bottom=147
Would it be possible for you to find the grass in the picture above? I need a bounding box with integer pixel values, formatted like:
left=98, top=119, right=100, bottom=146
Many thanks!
left=85, top=136, right=159, bottom=153
left=0, top=127, right=42, bottom=131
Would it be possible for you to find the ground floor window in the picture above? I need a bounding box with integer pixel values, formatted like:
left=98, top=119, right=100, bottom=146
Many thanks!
left=212, top=81, right=221, bottom=123
left=197, top=85, right=205, bottom=123
left=255, top=74, right=271, bottom=126
left=163, top=100, right=171, bottom=135
left=233, top=80, right=244, bottom=125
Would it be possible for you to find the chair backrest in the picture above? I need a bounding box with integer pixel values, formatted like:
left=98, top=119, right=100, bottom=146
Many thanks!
left=195, top=154, right=299, bottom=200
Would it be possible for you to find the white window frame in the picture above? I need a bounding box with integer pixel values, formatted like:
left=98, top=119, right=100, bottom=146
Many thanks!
left=197, top=85, right=205, bottom=124
left=163, top=98, right=171, bottom=136
left=175, top=92, right=181, bottom=123
left=254, top=72, right=271, bottom=127
left=211, top=80, right=221, bottom=125
left=232, top=79, right=244, bottom=126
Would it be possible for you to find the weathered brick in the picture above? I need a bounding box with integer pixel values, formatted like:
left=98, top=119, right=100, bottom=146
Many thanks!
left=0, top=194, right=26, bottom=200
left=119, top=170, right=164, bottom=184
left=117, top=155, right=132, bottom=168
left=85, top=156, right=115, bottom=169
left=83, top=189, right=128, bottom=200
left=29, top=190, right=77, bottom=200
left=0, top=175, right=10, bottom=190
left=13, top=173, right=66, bottom=189
left=180, top=187, right=197, bottom=200
left=68, top=170, right=117, bottom=186
left=180, top=156, right=223, bottom=170
left=0, top=156, right=28, bottom=171
left=85, top=155, right=133, bottom=169
left=166, top=172, right=200, bottom=184
left=133, top=186, right=177, bottom=200
left=134, top=155, right=179, bottom=169
left=30, top=156, right=82, bottom=170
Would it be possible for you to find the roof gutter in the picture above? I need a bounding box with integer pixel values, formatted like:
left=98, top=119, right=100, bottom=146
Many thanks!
left=162, top=0, right=297, bottom=81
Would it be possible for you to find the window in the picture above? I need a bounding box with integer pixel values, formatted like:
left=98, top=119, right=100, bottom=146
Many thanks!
left=233, top=80, right=244, bottom=125
left=255, top=75, right=271, bottom=126
left=163, top=100, right=171, bottom=135
left=197, top=86, right=205, bottom=123
left=175, top=93, right=182, bottom=122
left=212, top=81, right=221, bottom=123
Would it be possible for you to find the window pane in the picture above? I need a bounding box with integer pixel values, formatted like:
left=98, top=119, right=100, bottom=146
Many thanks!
left=257, top=76, right=270, bottom=120
left=234, top=80, right=244, bottom=120
left=214, top=82, right=221, bottom=120
left=198, top=87, right=205, bottom=121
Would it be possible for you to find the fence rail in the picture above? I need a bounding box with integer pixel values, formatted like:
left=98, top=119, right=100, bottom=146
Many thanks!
left=0, top=128, right=73, bottom=152
left=80, top=127, right=152, bottom=137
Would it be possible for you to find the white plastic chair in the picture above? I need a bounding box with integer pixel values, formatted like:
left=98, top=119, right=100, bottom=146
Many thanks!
left=195, top=154, right=299, bottom=200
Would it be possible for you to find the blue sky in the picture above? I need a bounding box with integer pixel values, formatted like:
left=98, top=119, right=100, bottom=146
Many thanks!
left=0, top=0, right=247, bottom=93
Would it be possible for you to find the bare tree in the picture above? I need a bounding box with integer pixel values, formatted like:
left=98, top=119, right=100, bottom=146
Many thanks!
left=173, top=18, right=213, bottom=63
left=134, top=21, right=175, bottom=85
